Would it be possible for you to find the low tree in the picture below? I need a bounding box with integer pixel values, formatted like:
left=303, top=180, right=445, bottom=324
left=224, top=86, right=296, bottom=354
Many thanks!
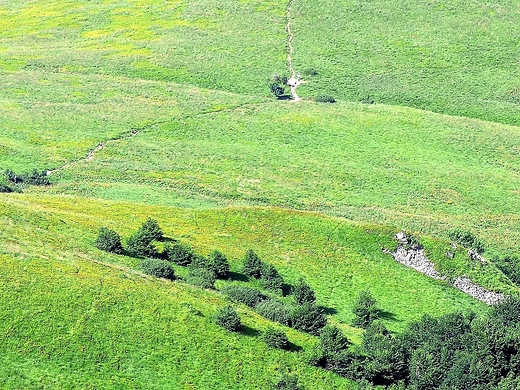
left=293, top=278, right=316, bottom=306
left=0, top=183, right=13, bottom=193
left=261, top=263, right=284, bottom=293
left=361, top=322, right=407, bottom=385
left=186, top=267, right=216, bottom=289
left=23, top=169, right=50, bottom=185
left=95, top=227, right=123, bottom=254
left=319, top=325, right=351, bottom=359
left=269, top=74, right=288, bottom=99
left=291, top=303, right=327, bottom=335
left=141, top=259, right=175, bottom=280
left=5, top=169, right=19, bottom=183
left=256, top=298, right=293, bottom=326
left=208, top=250, right=230, bottom=278
left=242, top=249, right=263, bottom=279
left=126, top=230, right=158, bottom=258
left=164, top=243, right=194, bottom=266
left=214, top=305, right=241, bottom=332
left=221, top=285, right=267, bottom=308
left=138, top=217, right=163, bottom=242
left=262, top=327, right=289, bottom=350
left=352, top=290, right=379, bottom=328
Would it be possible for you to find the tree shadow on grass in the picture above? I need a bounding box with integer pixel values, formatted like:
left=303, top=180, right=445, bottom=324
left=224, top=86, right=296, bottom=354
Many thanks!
left=228, top=271, right=249, bottom=282
left=277, top=95, right=292, bottom=101
left=282, top=283, right=293, bottom=297
left=320, top=305, right=338, bottom=315
left=378, top=310, right=399, bottom=322
left=240, top=325, right=260, bottom=337
left=286, top=341, right=303, bottom=352
left=162, top=237, right=177, bottom=243
left=121, top=249, right=142, bottom=260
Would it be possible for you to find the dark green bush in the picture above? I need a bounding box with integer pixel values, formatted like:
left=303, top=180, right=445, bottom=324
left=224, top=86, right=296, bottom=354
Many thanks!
left=126, top=231, right=158, bottom=258
left=138, top=217, right=163, bottom=242
left=352, top=290, right=379, bottom=328
left=214, top=305, right=241, bottom=332
left=164, top=243, right=194, bottom=265
left=242, top=249, right=263, bottom=279
left=256, top=298, right=292, bottom=326
left=23, top=169, right=50, bottom=185
left=186, top=267, right=216, bottom=289
left=5, top=169, right=22, bottom=184
left=95, top=227, right=123, bottom=254
left=291, top=303, right=327, bottom=335
left=0, top=183, right=13, bottom=193
left=293, top=278, right=316, bottom=306
left=493, top=254, right=520, bottom=286
left=303, top=68, right=318, bottom=76
left=273, top=373, right=301, bottom=390
left=208, top=250, right=230, bottom=278
left=448, top=228, right=485, bottom=254
left=221, top=285, right=267, bottom=308
left=141, top=259, right=175, bottom=280
left=262, top=327, right=289, bottom=350
left=260, top=263, right=284, bottom=293
left=319, top=325, right=351, bottom=358
left=314, top=95, right=336, bottom=103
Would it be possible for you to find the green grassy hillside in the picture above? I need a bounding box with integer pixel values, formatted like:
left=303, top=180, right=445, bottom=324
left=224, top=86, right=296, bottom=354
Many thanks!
left=36, top=98, right=520, bottom=254
left=292, top=0, right=520, bottom=126
left=0, top=192, right=493, bottom=388
left=1, top=0, right=520, bottom=388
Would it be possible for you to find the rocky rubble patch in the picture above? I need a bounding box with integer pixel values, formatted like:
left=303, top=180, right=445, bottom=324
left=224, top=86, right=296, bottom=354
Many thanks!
left=386, top=232, right=505, bottom=305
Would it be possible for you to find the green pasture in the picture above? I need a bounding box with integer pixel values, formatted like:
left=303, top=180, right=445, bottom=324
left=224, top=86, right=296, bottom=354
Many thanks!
left=292, top=0, right=520, bottom=126
left=0, top=0, right=287, bottom=94
left=0, top=253, right=354, bottom=389
left=38, top=99, right=520, bottom=254
left=0, top=193, right=492, bottom=335
left=1, top=0, right=520, bottom=387
left=0, top=70, right=261, bottom=172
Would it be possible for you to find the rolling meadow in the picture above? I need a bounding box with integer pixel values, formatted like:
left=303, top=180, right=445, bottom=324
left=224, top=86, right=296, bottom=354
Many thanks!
left=1, top=0, right=520, bottom=388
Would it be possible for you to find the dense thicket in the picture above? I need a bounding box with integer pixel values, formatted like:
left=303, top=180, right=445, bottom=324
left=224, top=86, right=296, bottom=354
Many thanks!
left=321, top=296, right=520, bottom=389
left=141, top=259, right=175, bottom=280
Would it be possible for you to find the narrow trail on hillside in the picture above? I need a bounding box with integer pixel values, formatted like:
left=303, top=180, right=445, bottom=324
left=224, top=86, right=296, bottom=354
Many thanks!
left=45, top=122, right=164, bottom=175
left=286, top=0, right=296, bottom=80
left=45, top=101, right=262, bottom=176
left=285, top=0, right=304, bottom=101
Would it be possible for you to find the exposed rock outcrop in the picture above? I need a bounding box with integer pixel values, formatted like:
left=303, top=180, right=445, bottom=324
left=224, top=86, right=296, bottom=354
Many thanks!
left=386, top=232, right=505, bottom=305
left=391, top=246, right=444, bottom=280
left=453, top=276, right=505, bottom=305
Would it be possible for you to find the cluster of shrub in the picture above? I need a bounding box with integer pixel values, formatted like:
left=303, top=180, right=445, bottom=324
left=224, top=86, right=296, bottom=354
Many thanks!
left=314, top=296, right=520, bottom=389
left=1, top=168, right=50, bottom=192
left=448, top=227, right=486, bottom=255
left=95, top=218, right=231, bottom=289
left=95, top=218, right=520, bottom=389
left=96, top=218, right=307, bottom=389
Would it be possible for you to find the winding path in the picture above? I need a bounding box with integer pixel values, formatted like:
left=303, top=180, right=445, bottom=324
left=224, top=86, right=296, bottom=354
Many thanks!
left=285, top=0, right=304, bottom=101
left=286, top=0, right=296, bottom=80
left=46, top=123, right=162, bottom=175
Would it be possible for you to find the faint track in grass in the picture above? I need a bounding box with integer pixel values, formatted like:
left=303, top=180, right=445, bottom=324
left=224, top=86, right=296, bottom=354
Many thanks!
left=45, top=100, right=265, bottom=176
left=286, top=0, right=296, bottom=80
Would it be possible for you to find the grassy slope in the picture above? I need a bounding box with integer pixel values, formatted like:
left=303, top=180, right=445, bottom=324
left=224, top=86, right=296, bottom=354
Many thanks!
left=1, top=0, right=520, bottom=387
left=0, top=255, right=352, bottom=389
left=292, top=0, right=520, bottom=126
left=1, top=193, right=491, bottom=331
left=42, top=99, right=520, bottom=254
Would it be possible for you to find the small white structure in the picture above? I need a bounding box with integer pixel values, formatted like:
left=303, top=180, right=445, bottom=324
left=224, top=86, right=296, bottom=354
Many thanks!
left=286, top=73, right=305, bottom=101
